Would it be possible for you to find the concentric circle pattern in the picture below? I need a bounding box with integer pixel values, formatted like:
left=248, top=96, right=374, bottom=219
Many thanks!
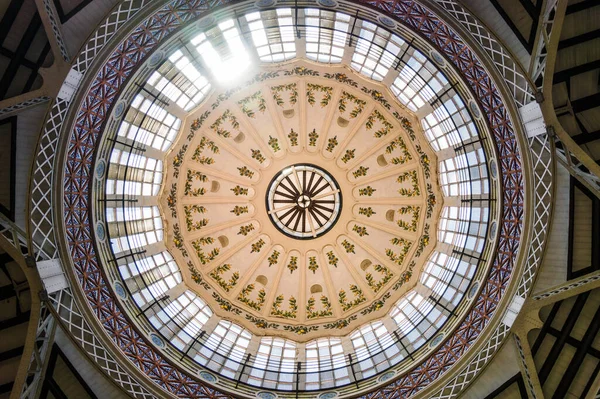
left=266, top=164, right=342, bottom=240
left=54, top=0, right=529, bottom=397
left=161, top=63, right=442, bottom=339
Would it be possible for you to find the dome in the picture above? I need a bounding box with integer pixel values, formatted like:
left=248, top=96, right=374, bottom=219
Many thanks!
left=12, top=0, right=590, bottom=397
left=88, top=4, right=502, bottom=395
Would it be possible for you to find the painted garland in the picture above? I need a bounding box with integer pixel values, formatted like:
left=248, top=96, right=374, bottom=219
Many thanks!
left=61, top=0, right=523, bottom=398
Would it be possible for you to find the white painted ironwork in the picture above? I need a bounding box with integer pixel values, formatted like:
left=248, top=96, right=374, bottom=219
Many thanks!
left=48, top=289, right=155, bottom=398
left=19, top=300, right=55, bottom=399
left=433, top=0, right=535, bottom=106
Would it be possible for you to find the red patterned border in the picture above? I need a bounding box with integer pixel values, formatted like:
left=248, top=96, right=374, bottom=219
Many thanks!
left=61, top=0, right=523, bottom=397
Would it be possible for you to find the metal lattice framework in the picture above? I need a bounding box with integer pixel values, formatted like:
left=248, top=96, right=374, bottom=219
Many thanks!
left=41, top=0, right=70, bottom=62
left=23, top=0, right=559, bottom=398
left=48, top=289, right=155, bottom=399
left=0, top=96, right=51, bottom=119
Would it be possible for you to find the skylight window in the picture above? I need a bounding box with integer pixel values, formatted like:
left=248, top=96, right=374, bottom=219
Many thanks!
left=191, top=20, right=251, bottom=83
left=304, top=9, right=350, bottom=63
left=145, top=50, right=210, bottom=111
left=246, top=9, right=296, bottom=62
left=351, top=21, right=405, bottom=81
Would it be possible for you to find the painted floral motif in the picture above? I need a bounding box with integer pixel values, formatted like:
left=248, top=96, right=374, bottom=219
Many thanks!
left=414, top=224, right=431, bottom=258
left=397, top=170, right=420, bottom=197
left=237, top=284, right=267, bottom=311
left=352, top=225, right=368, bottom=237
left=358, top=207, right=375, bottom=217
left=231, top=205, right=249, bottom=216
left=238, top=91, right=267, bottom=118
left=184, top=205, right=208, bottom=231
left=341, top=239, right=355, bottom=254
left=192, top=137, right=219, bottom=164
left=246, top=314, right=279, bottom=329
left=268, top=250, right=280, bottom=266
left=338, top=91, right=366, bottom=118
left=271, top=295, right=297, bottom=319
left=188, top=261, right=210, bottom=290
left=251, top=149, right=266, bottom=164
left=238, top=224, right=255, bottom=236
left=284, top=66, right=319, bottom=76
left=238, top=166, right=253, bottom=179
left=323, top=315, right=357, bottom=330
left=338, top=285, right=366, bottom=311
left=268, top=136, right=280, bottom=152
left=358, top=186, right=376, bottom=196
left=231, top=185, right=249, bottom=196
left=426, top=183, right=437, bottom=218
left=173, top=223, right=187, bottom=257
left=209, top=264, right=239, bottom=292
left=353, top=166, right=369, bottom=178
left=167, top=183, right=177, bottom=218
left=397, top=206, right=420, bottom=232
left=172, top=145, right=188, bottom=178
left=251, top=238, right=266, bottom=253
left=386, top=238, right=412, bottom=266
left=326, top=136, right=338, bottom=152
left=323, top=72, right=358, bottom=87
left=283, top=325, right=318, bottom=335
left=341, top=149, right=355, bottom=163
left=366, top=109, right=394, bottom=138
left=287, top=256, right=298, bottom=273
left=386, top=135, right=412, bottom=165
left=361, top=87, right=391, bottom=110
left=308, top=129, right=318, bottom=146
left=306, top=83, right=333, bottom=107
left=210, top=109, right=240, bottom=138
left=192, top=236, right=219, bottom=265
left=184, top=170, right=207, bottom=196
left=414, top=144, right=432, bottom=179
left=327, top=251, right=338, bottom=267
left=365, top=264, right=394, bottom=293
left=308, top=256, right=318, bottom=273
left=360, top=292, right=391, bottom=315
left=288, top=129, right=298, bottom=146
left=198, top=136, right=219, bottom=153
left=212, top=292, right=242, bottom=315
left=188, top=110, right=211, bottom=141
left=392, top=261, right=416, bottom=291
left=306, top=296, right=333, bottom=319
left=271, top=83, right=298, bottom=107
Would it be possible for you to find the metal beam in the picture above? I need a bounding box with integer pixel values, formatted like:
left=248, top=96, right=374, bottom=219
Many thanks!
left=530, top=269, right=600, bottom=309
left=555, top=61, right=600, bottom=87
left=483, top=374, right=528, bottom=399
left=538, top=292, right=588, bottom=384
left=565, top=0, right=599, bottom=15
left=0, top=345, right=24, bottom=362
left=558, top=28, right=600, bottom=50
left=0, top=12, right=42, bottom=100
left=552, top=303, right=600, bottom=398
left=514, top=333, right=545, bottom=399
left=0, top=0, right=23, bottom=44
left=571, top=129, right=600, bottom=146
left=0, top=382, right=13, bottom=395
left=33, top=0, right=69, bottom=62
left=556, top=92, right=600, bottom=115
left=489, top=0, right=531, bottom=51
left=0, top=311, right=30, bottom=330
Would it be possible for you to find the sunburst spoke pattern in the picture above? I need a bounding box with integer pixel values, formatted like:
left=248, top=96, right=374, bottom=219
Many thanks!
left=267, top=164, right=342, bottom=239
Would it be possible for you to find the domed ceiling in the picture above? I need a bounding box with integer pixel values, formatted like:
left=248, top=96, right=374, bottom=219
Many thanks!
left=46, top=0, right=534, bottom=397
left=160, top=62, right=442, bottom=339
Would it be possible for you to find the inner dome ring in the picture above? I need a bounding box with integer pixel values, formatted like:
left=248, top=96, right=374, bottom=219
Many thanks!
left=266, top=163, right=343, bottom=240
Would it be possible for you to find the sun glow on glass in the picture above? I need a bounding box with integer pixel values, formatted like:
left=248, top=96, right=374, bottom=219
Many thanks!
left=191, top=20, right=251, bottom=83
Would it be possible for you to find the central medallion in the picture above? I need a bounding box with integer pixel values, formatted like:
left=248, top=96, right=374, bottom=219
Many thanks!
left=266, top=164, right=342, bottom=240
